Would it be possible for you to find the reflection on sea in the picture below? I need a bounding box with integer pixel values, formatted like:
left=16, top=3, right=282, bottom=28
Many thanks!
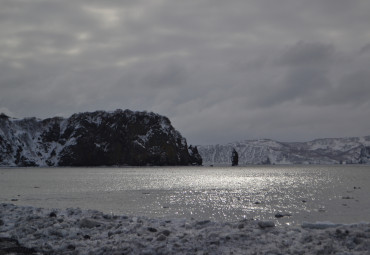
left=0, top=165, right=369, bottom=225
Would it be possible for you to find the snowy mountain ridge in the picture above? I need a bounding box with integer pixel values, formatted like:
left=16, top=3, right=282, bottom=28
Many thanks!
left=197, top=136, right=370, bottom=165
left=0, top=110, right=201, bottom=167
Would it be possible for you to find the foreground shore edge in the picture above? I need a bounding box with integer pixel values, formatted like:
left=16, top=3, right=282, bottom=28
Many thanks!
left=1, top=203, right=370, bottom=254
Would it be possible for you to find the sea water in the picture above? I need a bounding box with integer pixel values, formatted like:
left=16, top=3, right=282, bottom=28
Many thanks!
left=1, top=165, right=369, bottom=225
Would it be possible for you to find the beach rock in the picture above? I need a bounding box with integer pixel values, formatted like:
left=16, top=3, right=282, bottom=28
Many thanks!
left=196, top=220, right=210, bottom=226
left=275, top=213, right=284, bottom=218
left=258, top=221, right=275, bottom=229
left=275, top=213, right=292, bottom=218
left=147, top=227, right=157, bottom=232
left=156, top=234, right=167, bottom=241
left=161, top=229, right=171, bottom=236
left=0, top=237, right=37, bottom=254
left=335, top=229, right=350, bottom=239
left=49, top=212, right=57, bottom=218
left=48, top=229, right=65, bottom=238
left=79, top=218, right=101, bottom=228
left=67, top=244, right=76, bottom=250
left=274, top=213, right=284, bottom=218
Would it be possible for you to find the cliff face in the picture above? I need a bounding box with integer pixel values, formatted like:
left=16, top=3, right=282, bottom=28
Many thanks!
left=198, top=137, right=370, bottom=166
left=0, top=110, right=202, bottom=167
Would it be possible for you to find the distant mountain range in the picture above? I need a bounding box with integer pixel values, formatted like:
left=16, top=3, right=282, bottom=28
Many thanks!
left=0, top=110, right=202, bottom=167
left=198, top=136, right=370, bottom=165
left=2, top=110, right=369, bottom=167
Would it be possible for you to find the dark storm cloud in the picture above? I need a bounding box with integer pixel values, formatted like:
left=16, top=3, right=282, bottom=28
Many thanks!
left=276, top=42, right=335, bottom=68
left=327, top=70, right=370, bottom=106
left=360, top=43, right=370, bottom=54
left=1, top=0, right=370, bottom=144
left=252, top=42, right=336, bottom=107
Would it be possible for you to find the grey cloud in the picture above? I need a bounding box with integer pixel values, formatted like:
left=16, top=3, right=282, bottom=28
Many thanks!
left=360, top=43, right=370, bottom=54
left=281, top=67, right=331, bottom=100
left=1, top=0, right=370, bottom=144
left=327, top=70, right=370, bottom=106
left=276, top=42, right=335, bottom=68
left=250, top=42, right=336, bottom=107
left=138, top=62, right=189, bottom=89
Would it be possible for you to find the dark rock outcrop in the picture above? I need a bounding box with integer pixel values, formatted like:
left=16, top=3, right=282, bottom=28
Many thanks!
left=188, top=145, right=202, bottom=166
left=0, top=110, right=202, bottom=167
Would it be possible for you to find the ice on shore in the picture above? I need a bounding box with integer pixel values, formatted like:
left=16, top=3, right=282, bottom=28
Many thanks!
left=1, top=203, right=370, bottom=254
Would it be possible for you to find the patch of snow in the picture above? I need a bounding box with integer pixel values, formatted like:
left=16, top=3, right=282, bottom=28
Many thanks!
left=1, top=203, right=369, bottom=254
left=198, top=136, right=370, bottom=165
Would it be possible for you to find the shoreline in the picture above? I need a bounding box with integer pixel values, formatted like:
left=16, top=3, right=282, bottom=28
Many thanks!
left=1, top=203, right=370, bottom=254
left=1, top=164, right=370, bottom=168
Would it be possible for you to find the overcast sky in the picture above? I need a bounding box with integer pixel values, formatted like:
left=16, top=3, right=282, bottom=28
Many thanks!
left=1, top=0, right=370, bottom=145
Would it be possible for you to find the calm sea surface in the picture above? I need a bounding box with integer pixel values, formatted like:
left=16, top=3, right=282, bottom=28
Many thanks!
left=1, top=165, right=369, bottom=225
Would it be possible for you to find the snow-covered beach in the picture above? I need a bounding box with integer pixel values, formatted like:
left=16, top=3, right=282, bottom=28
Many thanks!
left=1, top=203, right=370, bottom=255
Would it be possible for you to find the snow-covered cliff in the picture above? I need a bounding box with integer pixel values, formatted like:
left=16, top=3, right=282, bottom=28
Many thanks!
left=198, top=136, right=370, bottom=165
left=0, top=110, right=201, bottom=167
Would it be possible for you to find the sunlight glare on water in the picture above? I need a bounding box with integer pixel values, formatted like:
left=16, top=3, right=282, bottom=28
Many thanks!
left=1, top=165, right=369, bottom=225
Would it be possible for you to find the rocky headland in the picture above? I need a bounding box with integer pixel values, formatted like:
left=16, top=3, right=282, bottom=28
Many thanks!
left=0, top=110, right=202, bottom=167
